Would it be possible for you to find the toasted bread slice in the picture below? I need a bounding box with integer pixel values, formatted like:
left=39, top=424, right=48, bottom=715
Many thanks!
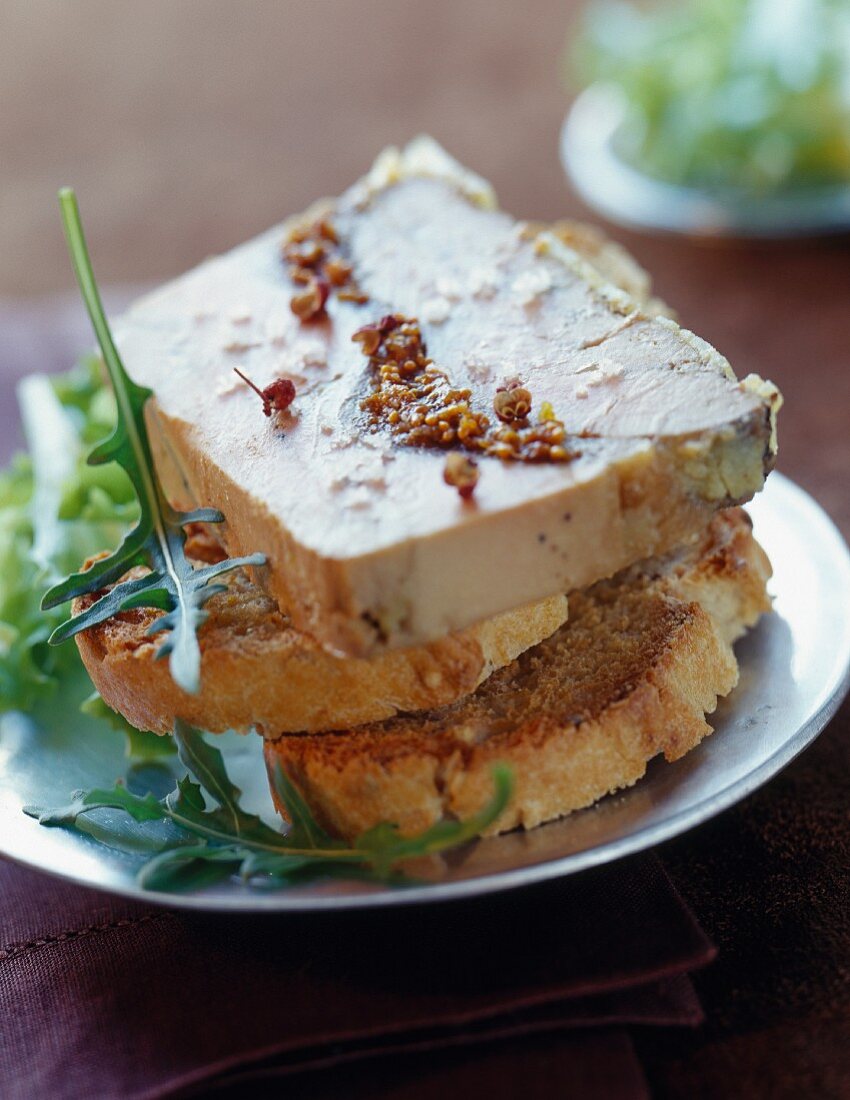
left=265, top=509, right=771, bottom=839
left=73, top=527, right=568, bottom=735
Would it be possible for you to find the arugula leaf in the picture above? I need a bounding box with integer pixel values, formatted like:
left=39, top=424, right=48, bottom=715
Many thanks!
left=164, top=773, right=289, bottom=852
left=236, top=850, right=319, bottom=882
left=41, top=189, right=265, bottom=693
left=24, top=784, right=165, bottom=827
left=138, top=844, right=246, bottom=893
left=170, top=721, right=299, bottom=851
left=27, top=719, right=514, bottom=894
left=355, top=764, right=514, bottom=875
left=172, top=718, right=251, bottom=835
left=268, top=761, right=336, bottom=849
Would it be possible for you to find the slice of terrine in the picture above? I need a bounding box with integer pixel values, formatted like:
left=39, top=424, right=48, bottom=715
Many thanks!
left=114, top=138, right=780, bottom=657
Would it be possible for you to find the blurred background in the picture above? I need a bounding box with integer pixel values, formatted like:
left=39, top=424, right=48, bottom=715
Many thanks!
left=3, top=0, right=581, bottom=297
left=2, top=0, right=849, bottom=528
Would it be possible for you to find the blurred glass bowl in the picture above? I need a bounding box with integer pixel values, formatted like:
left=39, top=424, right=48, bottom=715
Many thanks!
left=561, top=83, right=850, bottom=238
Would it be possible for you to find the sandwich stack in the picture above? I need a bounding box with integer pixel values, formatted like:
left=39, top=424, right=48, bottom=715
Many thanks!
left=73, top=139, right=782, bottom=838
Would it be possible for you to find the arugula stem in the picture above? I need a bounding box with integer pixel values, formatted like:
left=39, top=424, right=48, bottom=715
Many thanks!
left=49, top=191, right=263, bottom=694
left=58, top=189, right=198, bottom=683
left=162, top=805, right=367, bottom=860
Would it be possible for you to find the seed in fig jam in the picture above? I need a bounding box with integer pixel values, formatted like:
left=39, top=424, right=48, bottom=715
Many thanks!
left=494, top=383, right=532, bottom=423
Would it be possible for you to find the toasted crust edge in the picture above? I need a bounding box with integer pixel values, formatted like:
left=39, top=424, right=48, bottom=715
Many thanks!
left=73, top=543, right=568, bottom=735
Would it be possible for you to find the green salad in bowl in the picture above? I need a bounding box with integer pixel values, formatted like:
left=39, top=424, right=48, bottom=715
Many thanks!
left=573, top=0, right=850, bottom=191
left=564, top=0, right=850, bottom=234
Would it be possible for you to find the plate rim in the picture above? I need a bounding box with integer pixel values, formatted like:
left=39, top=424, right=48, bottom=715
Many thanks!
left=2, top=472, right=849, bottom=912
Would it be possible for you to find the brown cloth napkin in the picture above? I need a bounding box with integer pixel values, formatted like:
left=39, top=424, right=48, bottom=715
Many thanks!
left=0, top=852, right=714, bottom=1100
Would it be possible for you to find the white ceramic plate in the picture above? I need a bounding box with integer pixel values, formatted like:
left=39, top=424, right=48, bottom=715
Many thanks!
left=561, top=84, right=850, bottom=238
left=1, top=473, right=848, bottom=911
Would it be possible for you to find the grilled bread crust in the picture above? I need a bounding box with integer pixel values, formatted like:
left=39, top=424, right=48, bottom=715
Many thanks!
left=265, top=509, right=771, bottom=839
left=73, top=527, right=568, bottom=735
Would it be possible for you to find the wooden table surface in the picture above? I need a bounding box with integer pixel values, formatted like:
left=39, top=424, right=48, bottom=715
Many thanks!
left=4, top=3, right=850, bottom=1096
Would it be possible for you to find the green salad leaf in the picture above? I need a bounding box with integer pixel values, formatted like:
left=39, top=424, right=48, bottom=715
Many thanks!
left=41, top=189, right=265, bottom=694
left=25, top=720, right=514, bottom=893
left=33, top=784, right=166, bottom=828
left=0, top=362, right=136, bottom=713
